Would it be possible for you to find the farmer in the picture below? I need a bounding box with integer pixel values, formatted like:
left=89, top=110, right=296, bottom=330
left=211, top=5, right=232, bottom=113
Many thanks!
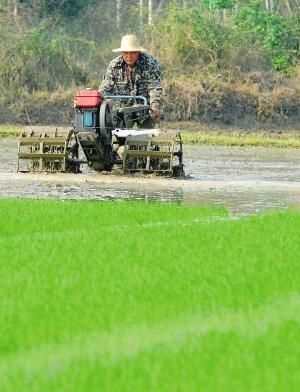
left=99, top=34, right=162, bottom=127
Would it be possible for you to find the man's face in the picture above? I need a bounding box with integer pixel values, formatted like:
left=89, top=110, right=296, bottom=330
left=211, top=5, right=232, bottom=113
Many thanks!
left=122, top=51, right=139, bottom=66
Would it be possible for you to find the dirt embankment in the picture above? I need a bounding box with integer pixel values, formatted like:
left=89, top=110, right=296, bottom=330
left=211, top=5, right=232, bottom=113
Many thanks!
left=162, top=74, right=300, bottom=129
left=0, top=91, right=75, bottom=126
left=1, top=73, right=299, bottom=130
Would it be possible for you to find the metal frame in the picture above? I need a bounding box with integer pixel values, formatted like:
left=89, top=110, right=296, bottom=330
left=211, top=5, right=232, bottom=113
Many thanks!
left=17, top=127, right=80, bottom=173
left=122, top=131, right=183, bottom=176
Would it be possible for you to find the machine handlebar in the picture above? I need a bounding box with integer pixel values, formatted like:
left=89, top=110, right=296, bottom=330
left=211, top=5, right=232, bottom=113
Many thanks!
left=104, top=95, right=147, bottom=106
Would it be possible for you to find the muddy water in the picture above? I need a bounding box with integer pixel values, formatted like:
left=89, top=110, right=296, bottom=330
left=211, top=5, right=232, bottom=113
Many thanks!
left=0, top=138, right=299, bottom=215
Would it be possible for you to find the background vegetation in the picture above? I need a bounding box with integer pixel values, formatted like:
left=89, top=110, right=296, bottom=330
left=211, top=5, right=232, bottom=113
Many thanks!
left=0, top=0, right=299, bottom=126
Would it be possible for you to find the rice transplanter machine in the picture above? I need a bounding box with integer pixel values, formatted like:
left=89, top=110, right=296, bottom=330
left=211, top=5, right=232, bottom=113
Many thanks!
left=17, top=90, right=184, bottom=176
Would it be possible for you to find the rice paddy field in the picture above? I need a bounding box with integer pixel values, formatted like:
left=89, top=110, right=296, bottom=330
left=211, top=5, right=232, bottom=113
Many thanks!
left=0, top=199, right=299, bottom=391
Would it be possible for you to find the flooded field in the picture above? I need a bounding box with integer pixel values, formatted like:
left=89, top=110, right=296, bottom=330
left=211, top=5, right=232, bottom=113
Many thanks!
left=0, top=138, right=299, bottom=215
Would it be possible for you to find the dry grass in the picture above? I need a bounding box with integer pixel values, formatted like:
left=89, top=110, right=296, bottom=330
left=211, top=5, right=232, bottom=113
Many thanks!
left=162, top=76, right=300, bottom=127
left=0, top=75, right=299, bottom=129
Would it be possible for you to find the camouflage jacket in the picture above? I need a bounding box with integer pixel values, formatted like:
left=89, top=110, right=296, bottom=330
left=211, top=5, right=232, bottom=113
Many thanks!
left=99, top=53, right=162, bottom=110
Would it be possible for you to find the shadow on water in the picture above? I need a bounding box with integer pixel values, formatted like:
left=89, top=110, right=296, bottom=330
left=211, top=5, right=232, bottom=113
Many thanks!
left=0, top=138, right=299, bottom=215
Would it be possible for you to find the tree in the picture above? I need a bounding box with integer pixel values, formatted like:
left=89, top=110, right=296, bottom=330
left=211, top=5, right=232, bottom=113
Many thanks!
left=116, top=0, right=121, bottom=29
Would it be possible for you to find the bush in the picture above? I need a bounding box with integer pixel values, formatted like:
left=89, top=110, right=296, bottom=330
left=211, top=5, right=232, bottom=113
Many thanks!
left=233, top=1, right=299, bottom=73
left=150, top=0, right=299, bottom=77
left=0, top=18, right=88, bottom=94
left=150, top=2, right=232, bottom=76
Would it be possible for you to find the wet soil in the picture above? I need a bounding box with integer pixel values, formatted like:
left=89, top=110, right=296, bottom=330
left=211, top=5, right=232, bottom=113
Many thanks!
left=0, top=138, right=299, bottom=215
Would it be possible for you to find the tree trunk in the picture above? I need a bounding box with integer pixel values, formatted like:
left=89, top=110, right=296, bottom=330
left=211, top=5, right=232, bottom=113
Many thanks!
left=13, top=0, right=18, bottom=17
left=148, top=0, right=152, bottom=25
left=4, top=0, right=18, bottom=18
left=140, top=0, right=143, bottom=30
left=157, top=0, right=167, bottom=12
left=6, top=0, right=12, bottom=15
left=265, top=0, right=269, bottom=11
left=116, top=0, right=121, bottom=29
left=285, top=0, right=292, bottom=14
left=284, top=0, right=292, bottom=13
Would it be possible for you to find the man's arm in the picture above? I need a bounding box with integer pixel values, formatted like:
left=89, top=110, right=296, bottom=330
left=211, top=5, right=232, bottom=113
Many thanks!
left=147, top=58, right=163, bottom=119
left=99, top=61, right=115, bottom=95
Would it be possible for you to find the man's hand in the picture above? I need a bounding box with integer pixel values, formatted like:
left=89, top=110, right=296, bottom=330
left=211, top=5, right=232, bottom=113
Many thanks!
left=151, top=109, right=161, bottom=121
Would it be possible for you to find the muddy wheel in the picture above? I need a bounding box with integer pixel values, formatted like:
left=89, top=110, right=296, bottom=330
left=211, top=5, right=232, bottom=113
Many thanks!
left=92, top=162, right=106, bottom=172
left=104, top=163, right=114, bottom=171
left=92, top=161, right=114, bottom=172
left=173, top=165, right=185, bottom=178
left=99, top=101, right=113, bottom=144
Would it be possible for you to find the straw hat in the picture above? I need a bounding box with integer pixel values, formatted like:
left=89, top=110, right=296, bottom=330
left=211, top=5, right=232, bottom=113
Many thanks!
left=112, top=34, right=147, bottom=53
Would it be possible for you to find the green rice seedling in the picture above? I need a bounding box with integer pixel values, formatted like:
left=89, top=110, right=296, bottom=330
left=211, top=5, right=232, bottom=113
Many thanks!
left=1, top=124, right=300, bottom=148
left=0, top=200, right=299, bottom=391
left=0, top=125, right=21, bottom=137
left=181, top=131, right=300, bottom=148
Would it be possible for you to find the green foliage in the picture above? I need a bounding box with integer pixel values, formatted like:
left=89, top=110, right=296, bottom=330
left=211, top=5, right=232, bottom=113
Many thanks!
left=233, top=1, right=299, bottom=72
left=203, top=0, right=236, bottom=10
left=19, top=0, right=97, bottom=18
left=42, top=0, right=89, bottom=17
left=0, top=18, right=88, bottom=93
left=151, top=0, right=299, bottom=76
left=0, top=199, right=299, bottom=390
left=0, top=0, right=299, bottom=98
left=0, top=1, right=138, bottom=94
left=151, top=2, right=232, bottom=75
